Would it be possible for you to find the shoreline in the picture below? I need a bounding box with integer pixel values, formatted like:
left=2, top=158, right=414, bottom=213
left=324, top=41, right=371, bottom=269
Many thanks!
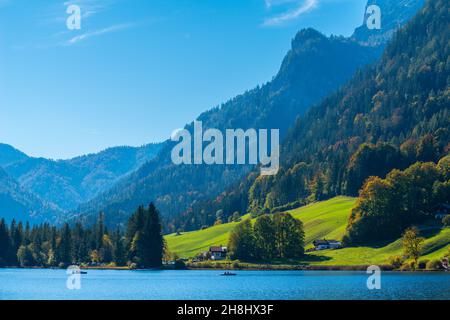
left=1, top=265, right=446, bottom=272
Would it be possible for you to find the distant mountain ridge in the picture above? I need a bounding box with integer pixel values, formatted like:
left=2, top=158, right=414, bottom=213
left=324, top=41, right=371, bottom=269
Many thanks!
left=0, top=166, right=60, bottom=223
left=0, top=143, right=161, bottom=218
left=0, top=144, right=28, bottom=167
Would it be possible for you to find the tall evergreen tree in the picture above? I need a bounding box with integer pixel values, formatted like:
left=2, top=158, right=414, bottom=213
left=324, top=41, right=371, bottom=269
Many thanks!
left=0, top=219, right=11, bottom=266
left=113, top=228, right=126, bottom=266
left=58, top=223, right=72, bottom=265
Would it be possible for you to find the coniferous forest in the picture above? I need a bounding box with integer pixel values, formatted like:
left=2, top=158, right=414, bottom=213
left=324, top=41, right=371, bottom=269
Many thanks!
left=0, top=204, right=164, bottom=268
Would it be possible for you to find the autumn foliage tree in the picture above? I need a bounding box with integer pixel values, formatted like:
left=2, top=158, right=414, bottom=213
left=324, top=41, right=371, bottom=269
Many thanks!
left=344, top=156, right=450, bottom=245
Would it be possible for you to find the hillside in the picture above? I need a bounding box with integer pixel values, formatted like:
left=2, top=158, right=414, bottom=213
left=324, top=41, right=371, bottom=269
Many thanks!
left=166, top=197, right=356, bottom=258
left=175, top=0, right=449, bottom=232
left=0, top=143, right=161, bottom=215
left=312, top=228, right=450, bottom=266
left=271, top=0, right=449, bottom=208
left=0, top=167, right=59, bottom=223
left=165, top=197, right=450, bottom=266
left=0, top=144, right=28, bottom=167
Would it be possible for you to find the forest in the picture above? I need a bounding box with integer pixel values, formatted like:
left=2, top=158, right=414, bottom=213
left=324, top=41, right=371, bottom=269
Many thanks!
left=0, top=204, right=164, bottom=268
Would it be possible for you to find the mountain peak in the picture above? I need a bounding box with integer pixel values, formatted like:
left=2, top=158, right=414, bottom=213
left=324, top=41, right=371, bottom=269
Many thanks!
left=0, top=143, right=28, bottom=167
left=293, top=28, right=325, bottom=42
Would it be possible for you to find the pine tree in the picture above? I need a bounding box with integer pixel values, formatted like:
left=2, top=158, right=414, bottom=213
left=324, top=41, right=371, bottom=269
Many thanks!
left=146, top=203, right=164, bottom=267
left=113, top=228, right=126, bottom=266
left=0, top=219, right=11, bottom=266
left=58, top=223, right=72, bottom=266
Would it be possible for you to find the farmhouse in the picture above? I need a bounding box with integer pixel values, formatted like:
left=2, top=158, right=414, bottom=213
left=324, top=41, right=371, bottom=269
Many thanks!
left=313, top=240, right=342, bottom=251
left=209, top=246, right=228, bottom=260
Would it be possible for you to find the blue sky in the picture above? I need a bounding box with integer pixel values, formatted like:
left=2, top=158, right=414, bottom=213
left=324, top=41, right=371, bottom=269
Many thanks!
left=0, top=0, right=366, bottom=159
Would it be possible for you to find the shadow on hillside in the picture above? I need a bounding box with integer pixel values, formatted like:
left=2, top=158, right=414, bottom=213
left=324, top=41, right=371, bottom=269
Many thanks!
left=300, top=254, right=333, bottom=265
left=345, top=222, right=444, bottom=250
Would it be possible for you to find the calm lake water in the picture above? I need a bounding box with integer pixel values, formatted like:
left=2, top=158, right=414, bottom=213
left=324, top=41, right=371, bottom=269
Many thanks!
left=0, top=269, right=449, bottom=300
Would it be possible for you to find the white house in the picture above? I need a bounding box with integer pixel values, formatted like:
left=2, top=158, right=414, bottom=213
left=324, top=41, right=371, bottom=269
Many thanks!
left=313, top=240, right=342, bottom=251
left=209, top=246, right=227, bottom=260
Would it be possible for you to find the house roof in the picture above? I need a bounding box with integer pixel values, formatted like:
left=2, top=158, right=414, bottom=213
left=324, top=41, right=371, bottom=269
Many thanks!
left=210, top=246, right=226, bottom=252
left=313, top=240, right=341, bottom=245
left=313, top=240, right=329, bottom=245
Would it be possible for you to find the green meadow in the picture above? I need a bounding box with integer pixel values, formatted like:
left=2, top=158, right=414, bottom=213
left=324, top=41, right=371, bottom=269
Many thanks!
left=165, top=196, right=450, bottom=266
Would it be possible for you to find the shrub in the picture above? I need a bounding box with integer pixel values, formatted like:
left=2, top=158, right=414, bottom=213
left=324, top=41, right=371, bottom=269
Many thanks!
left=400, top=262, right=411, bottom=271
left=128, top=262, right=138, bottom=270
left=388, top=255, right=404, bottom=269
left=426, top=259, right=442, bottom=270
left=442, top=215, right=450, bottom=227
left=418, top=259, right=429, bottom=269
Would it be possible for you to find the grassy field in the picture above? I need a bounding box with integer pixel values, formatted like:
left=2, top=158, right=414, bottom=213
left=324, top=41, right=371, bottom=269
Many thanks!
left=309, top=228, right=450, bottom=266
left=165, top=196, right=450, bottom=266
left=286, top=196, right=356, bottom=247
left=165, top=215, right=251, bottom=258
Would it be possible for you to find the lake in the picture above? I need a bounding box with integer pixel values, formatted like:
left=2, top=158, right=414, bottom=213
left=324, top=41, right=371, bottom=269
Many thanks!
left=0, top=269, right=449, bottom=300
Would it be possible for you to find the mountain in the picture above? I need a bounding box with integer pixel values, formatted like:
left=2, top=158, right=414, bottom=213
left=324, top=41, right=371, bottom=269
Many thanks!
left=0, top=143, right=161, bottom=213
left=277, top=0, right=448, bottom=198
left=352, top=0, right=425, bottom=46
left=0, top=144, right=28, bottom=167
left=73, top=0, right=424, bottom=227
left=74, top=32, right=380, bottom=225
left=0, top=167, right=59, bottom=223
left=173, top=0, right=448, bottom=231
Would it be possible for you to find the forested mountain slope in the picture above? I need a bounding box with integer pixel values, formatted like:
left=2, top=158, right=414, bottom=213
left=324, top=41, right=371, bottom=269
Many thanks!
left=0, top=167, right=59, bottom=223
left=0, top=143, right=161, bottom=217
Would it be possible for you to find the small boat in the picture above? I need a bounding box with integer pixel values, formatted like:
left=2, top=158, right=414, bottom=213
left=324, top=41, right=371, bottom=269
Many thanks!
left=71, top=270, right=88, bottom=275
left=221, top=271, right=237, bottom=276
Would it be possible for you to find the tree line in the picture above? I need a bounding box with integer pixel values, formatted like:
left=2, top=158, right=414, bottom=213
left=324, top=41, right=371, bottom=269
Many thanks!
left=228, top=212, right=305, bottom=261
left=0, top=203, right=164, bottom=268
left=344, top=155, right=450, bottom=244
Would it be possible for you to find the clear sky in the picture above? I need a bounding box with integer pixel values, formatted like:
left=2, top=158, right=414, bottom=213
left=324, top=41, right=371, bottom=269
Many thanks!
left=0, top=0, right=367, bottom=159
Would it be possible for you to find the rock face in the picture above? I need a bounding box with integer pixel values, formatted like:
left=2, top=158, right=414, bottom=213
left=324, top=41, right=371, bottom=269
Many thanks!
left=352, top=0, right=425, bottom=46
